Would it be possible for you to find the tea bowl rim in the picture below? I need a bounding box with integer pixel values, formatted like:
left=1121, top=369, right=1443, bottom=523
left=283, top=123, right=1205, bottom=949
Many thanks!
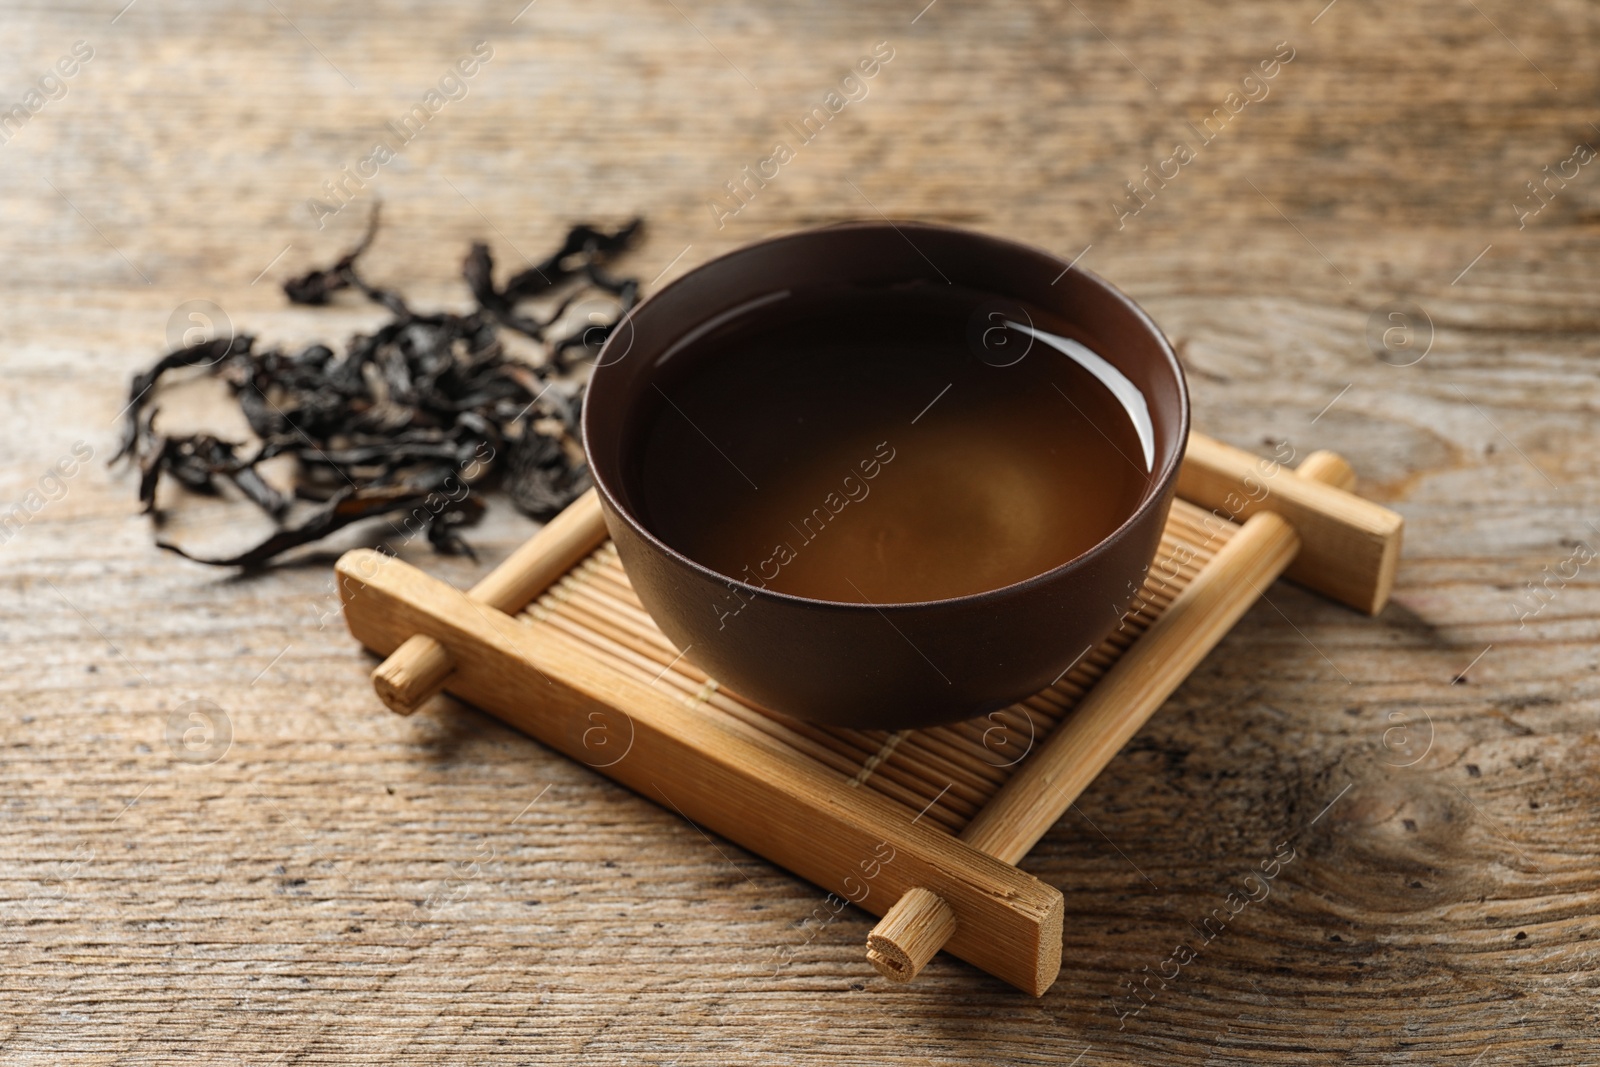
left=582, top=219, right=1191, bottom=615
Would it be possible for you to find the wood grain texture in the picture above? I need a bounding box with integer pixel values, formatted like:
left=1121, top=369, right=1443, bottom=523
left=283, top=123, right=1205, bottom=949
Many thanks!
left=2, top=0, right=1598, bottom=1063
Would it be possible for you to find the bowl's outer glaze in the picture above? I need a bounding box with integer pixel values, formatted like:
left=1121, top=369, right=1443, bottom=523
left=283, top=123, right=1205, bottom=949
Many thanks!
left=584, top=222, right=1190, bottom=730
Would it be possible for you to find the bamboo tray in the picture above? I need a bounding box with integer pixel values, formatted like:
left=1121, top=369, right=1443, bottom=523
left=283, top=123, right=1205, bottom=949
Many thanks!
left=335, top=432, right=1402, bottom=995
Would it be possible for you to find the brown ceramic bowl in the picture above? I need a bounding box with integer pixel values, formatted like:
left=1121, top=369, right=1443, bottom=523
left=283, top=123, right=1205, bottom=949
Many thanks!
left=582, top=222, right=1188, bottom=729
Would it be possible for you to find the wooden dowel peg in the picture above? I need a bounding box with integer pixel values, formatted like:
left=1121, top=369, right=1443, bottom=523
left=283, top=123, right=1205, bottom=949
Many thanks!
left=1178, top=433, right=1400, bottom=614
left=364, top=488, right=608, bottom=714
left=372, top=634, right=455, bottom=715
left=1297, top=449, right=1355, bottom=491
left=864, top=451, right=1354, bottom=986
left=468, top=488, right=609, bottom=611
left=962, top=508, right=1303, bottom=862
left=866, top=888, right=957, bottom=982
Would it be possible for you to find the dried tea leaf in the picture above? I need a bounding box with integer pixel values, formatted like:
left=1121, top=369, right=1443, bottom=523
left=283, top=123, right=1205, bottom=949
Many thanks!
left=282, top=204, right=383, bottom=306
left=156, top=485, right=447, bottom=569
left=118, top=208, right=645, bottom=567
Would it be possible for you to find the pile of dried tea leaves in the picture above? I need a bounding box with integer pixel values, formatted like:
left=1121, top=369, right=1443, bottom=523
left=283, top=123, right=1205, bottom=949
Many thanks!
left=113, top=208, right=644, bottom=568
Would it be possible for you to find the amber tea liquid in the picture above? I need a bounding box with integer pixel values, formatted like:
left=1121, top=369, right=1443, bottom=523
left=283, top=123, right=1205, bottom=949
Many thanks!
left=631, top=284, right=1151, bottom=604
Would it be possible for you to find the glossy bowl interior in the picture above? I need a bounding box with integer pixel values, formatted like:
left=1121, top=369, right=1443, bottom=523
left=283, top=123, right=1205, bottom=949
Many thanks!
left=583, top=222, right=1189, bottom=729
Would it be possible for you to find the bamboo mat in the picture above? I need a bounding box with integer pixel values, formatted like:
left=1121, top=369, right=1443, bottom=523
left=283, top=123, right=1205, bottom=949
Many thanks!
left=518, top=497, right=1238, bottom=835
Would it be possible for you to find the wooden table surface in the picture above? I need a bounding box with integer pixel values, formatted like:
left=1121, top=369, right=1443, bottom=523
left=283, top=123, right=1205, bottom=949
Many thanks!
left=4, top=1, right=1597, bottom=1063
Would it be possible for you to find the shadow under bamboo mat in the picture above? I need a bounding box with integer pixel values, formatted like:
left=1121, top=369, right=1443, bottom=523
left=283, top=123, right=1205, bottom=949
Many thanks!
left=517, top=497, right=1237, bottom=836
